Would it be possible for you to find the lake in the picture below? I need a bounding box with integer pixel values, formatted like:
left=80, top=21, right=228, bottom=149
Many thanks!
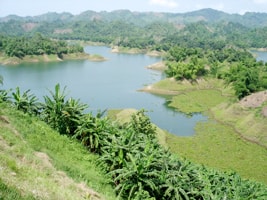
left=0, top=46, right=206, bottom=136
left=252, top=50, right=267, bottom=63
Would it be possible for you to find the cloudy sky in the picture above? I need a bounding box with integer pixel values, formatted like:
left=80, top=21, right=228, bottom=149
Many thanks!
left=1, top=0, right=267, bottom=17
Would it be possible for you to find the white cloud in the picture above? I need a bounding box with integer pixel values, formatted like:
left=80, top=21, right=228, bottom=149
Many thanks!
left=253, top=0, right=267, bottom=4
left=149, top=0, right=178, bottom=8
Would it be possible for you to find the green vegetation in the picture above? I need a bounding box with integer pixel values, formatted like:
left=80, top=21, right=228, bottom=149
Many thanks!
left=167, top=121, right=267, bottom=184
left=168, top=89, right=229, bottom=114
left=0, top=34, right=107, bottom=65
left=144, top=76, right=267, bottom=182
left=164, top=46, right=267, bottom=99
left=0, top=178, right=35, bottom=200
left=1, top=8, right=267, bottom=199
left=0, top=103, right=116, bottom=199
left=1, top=83, right=267, bottom=199
left=0, top=34, right=83, bottom=58
left=211, top=102, right=267, bottom=147
left=1, top=9, right=267, bottom=52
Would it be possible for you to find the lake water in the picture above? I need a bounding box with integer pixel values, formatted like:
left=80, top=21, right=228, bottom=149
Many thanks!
left=0, top=46, right=206, bottom=136
left=252, top=50, right=267, bottom=63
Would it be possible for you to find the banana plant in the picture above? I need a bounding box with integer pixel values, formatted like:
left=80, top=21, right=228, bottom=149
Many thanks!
left=43, top=83, right=87, bottom=135
left=12, top=87, right=41, bottom=115
left=0, top=89, right=11, bottom=103
left=74, top=114, right=111, bottom=153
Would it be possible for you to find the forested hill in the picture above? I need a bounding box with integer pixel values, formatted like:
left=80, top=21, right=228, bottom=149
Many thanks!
left=1, top=8, right=267, bottom=48
left=1, top=8, right=267, bottom=27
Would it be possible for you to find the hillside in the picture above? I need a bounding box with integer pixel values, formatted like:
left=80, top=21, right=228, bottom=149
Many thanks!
left=0, top=103, right=116, bottom=200
left=1, top=9, right=267, bottom=49
left=1, top=8, right=267, bottom=27
left=0, top=83, right=267, bottom=199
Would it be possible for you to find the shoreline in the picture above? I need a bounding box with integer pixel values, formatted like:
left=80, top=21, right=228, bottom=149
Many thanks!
left=0, top=52, right=107, bottom=66
left=139, top=77, right=267, bottom=183
left=111, top=46, right=163, bottom=57
left=141, top=78, right=267, bottom=148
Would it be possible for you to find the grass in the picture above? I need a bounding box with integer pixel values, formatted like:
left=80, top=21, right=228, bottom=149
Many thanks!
left=0, top=103, right=116, bottom=200
left=168, top=89, right=229, bottom=114
left=167, top=121, right=267, bottom=184
left=145, top=77, right=267, bottom=184
left=0, top=178, right=35, bottom=200
left=211, top=102, right=267, bottom=147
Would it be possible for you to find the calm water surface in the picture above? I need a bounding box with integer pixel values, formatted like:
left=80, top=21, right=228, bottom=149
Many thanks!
left=252, top=50, right=267, bottom=63
left=0, top=46, right=207, bottom=136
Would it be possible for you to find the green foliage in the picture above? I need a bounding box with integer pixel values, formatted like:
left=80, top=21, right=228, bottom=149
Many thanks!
left=43, top=83, right=87, bottom=135
left=0, top=178, right=36, bottom=200
left=0, top=75, right=3, bottom=85
left=0, top=75, right=10, bottom=103
left=223, top=63, right=264, bottom=99
left=4, top=84, right=267, bottom=199
left=0, top=34, right=84, bottom=58
left=165, top=47, right=207, bottom=81
left=0, top=89, right=10, bottom=103
left=0, top=102, right=116, bottom=200
left=73, top=114, right=111, bottom=153
left=12, top=87, right=41, bottom=115
left=100, top=111, right=267, bottom=199
left=164, top=45, right=267, bottom=98
left=130, top=109, right=156, bottom=137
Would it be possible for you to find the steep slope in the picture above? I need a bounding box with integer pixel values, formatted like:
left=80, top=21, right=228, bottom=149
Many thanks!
left=0, top=103, right=116, bottom=200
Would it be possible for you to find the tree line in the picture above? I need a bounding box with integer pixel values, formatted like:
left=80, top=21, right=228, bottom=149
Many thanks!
left=0, top=83, right=266, bottom=199
left=164, top=46, right=267, bottom=99
left=0, top=34, right=83, bottom=58
left=1, top=19, right=267, bottom=50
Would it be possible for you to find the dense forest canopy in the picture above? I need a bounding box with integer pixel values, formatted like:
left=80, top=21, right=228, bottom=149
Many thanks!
left=0, top=34, right=83, bottom=58
left=164, top=46, right=267, bottom=99
left=1, top=9, right=267, bottom=49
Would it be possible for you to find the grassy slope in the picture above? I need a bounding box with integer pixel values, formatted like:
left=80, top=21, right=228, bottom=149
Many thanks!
left=145, top=77, right=267, bottom=184
left=0, top=103, right=116, bottom=200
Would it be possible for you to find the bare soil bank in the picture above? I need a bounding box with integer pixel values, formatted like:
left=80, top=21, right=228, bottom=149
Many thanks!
left=0, top=53, right=106, bottom=65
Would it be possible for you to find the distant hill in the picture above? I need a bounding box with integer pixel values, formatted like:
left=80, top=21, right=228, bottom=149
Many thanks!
left=1, top=8, right=267, bottom=27
left=0, top=8, right=267, bottom=48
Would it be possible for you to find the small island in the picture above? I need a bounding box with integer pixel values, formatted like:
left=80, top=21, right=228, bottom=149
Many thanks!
left=0, top=34, right=106, bottom=65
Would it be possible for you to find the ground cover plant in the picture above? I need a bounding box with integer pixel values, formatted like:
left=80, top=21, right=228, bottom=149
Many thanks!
left=1, top=82, right=267, bottom=199
left=0, top=103, right=116, bottom=199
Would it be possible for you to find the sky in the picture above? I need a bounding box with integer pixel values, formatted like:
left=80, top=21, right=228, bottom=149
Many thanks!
left=0, top=0, right=267, bottom=17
